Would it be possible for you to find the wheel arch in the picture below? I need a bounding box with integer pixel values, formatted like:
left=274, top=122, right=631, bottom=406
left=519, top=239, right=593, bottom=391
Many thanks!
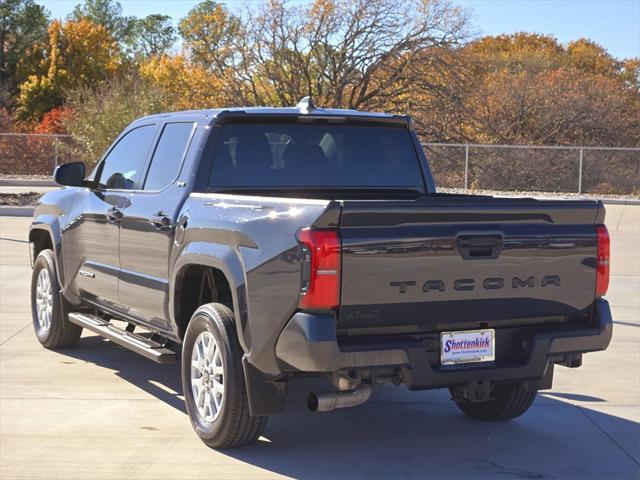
left=171, top=242, right=249, bottom=351
left=29, top=217, right=64, bottom=285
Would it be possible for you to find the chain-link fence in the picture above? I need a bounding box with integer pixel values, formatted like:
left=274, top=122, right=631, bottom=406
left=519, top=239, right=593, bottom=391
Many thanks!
left=0, top=133, right=78, bottom=176
left=424, top=143, right=640, bottom=196
left=1, top=133, right=639, bottom=195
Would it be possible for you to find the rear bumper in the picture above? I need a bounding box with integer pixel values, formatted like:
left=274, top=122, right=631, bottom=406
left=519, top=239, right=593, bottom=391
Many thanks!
left=275, top=299, right=613, bottom=389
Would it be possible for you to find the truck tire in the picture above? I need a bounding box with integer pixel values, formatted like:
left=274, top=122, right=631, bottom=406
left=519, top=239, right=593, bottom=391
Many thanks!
left=450, top=383, right=537, bottom=421
left=182, top=303, right=268, bottom=448
left=31, top=249, right=82, bottom=349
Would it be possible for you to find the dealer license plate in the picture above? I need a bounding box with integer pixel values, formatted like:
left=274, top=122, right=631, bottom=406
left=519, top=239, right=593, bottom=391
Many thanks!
left=440, top=329, right=495, bottom=366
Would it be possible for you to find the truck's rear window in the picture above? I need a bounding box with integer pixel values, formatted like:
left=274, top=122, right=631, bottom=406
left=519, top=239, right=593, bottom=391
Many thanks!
left=207, top=124, right=424, bottom=190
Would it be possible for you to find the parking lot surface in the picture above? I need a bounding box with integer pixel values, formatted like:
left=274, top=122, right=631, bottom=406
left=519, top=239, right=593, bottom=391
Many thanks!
left=1, top=205, right=638, bottom=480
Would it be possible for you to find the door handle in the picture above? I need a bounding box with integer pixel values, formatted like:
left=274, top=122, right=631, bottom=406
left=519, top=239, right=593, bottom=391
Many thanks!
left=106, top=207, right=123, bottom=223
left=149, top=211, right=171, bottom=229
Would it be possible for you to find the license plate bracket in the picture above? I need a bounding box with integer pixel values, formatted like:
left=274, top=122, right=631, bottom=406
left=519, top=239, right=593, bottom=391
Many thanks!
left=441, top=329, right=495, bottom=366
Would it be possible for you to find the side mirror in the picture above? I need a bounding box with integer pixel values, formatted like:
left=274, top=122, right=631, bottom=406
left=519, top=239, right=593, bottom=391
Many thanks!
left=54, top=162, right=86, bottom=187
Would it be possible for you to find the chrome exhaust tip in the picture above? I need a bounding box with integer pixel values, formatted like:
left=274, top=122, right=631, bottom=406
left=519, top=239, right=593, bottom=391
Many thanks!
left=307, top=386, right=372, bottom=412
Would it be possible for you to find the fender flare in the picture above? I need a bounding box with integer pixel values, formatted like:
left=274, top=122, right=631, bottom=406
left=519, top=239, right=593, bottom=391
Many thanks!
left=29, top=215, right=64, bottom=286
left=170, top=241, right=250, bottom=352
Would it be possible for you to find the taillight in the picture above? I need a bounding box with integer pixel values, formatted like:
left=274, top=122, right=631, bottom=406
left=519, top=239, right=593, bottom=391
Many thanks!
left=296, top=228, right=341, bottom=310
left=596, top=225, right=610, bottom=297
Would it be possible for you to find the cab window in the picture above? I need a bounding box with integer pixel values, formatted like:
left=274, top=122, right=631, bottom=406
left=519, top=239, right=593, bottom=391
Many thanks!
left=97, top=125, right=156, bottom=190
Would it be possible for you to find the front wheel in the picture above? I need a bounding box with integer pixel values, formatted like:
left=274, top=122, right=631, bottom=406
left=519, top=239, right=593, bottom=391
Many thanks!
left=450, top=382, right=537, bottom=421
left=30, top=249, right=82, bottom=349
left=181, top=303, right=268, bottom=448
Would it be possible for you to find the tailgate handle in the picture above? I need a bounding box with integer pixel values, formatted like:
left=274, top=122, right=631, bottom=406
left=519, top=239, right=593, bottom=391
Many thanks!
left=457, top=234, right=503, bottom=260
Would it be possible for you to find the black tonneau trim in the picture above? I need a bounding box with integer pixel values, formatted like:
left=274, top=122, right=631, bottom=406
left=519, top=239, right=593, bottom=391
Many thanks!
left=207, top=186, right=425, bottom=199
left=213, top=110, right=411, bottom=129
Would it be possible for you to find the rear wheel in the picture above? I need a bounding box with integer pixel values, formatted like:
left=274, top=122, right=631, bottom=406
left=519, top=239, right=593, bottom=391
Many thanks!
left=182, top=303, right=268, bottom=448
left=450, top=382, right=537, bottom=421
left=30, top=249, right=82, bottom=349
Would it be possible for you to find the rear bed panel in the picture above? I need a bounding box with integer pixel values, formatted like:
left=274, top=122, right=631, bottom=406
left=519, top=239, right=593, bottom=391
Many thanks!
left=338, top=197, right=602, bottom=330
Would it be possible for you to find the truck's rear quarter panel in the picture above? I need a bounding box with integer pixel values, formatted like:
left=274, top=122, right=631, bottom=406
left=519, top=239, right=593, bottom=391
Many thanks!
left=176, top=193, right=336, bottom=375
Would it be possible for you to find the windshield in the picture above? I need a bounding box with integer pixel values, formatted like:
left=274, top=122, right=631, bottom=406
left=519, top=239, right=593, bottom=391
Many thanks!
left=207, top=124, right=425, bottom=191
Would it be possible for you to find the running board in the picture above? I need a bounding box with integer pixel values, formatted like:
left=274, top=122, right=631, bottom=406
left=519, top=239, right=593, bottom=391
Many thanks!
left=68, top=313, right=177, bottom=364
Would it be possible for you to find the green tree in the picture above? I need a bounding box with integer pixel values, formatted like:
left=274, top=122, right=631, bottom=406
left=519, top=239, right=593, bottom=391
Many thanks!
left=70, top=0, right=133, bottom=44
left=128, top=14, right=176, bottom=58
left=0, top=0, right=49, bottom=106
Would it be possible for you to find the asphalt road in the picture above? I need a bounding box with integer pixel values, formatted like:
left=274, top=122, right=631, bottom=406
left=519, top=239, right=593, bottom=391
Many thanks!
left=1, top=206, right=638, bottom=480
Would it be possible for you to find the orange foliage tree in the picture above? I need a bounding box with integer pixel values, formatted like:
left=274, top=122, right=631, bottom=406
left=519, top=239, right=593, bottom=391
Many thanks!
left=405, top=33, right=640, bottom=146
left=35, top=107, right=70, bottom=134
left=138, top=54, right=231, bottom=111
left=17, top=18, right=121, bottom=121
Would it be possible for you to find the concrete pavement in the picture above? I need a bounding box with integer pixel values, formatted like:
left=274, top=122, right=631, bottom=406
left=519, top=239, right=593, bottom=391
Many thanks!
left=1, top=206, right=638, bottom=479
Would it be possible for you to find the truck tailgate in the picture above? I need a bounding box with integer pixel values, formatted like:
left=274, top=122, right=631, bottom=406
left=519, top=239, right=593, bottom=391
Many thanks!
left=337, top=196, right=604, bottom=330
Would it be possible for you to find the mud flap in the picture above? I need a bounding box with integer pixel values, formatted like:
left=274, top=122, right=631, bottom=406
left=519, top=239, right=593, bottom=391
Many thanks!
left=242, top=357, right=288, bottom=417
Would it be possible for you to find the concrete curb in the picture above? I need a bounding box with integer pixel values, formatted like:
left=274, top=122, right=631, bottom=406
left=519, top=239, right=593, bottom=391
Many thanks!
left=0, top=179, right=55, bottom=187
left=599, top=199, right=640, bottom=206
left=528, top=197, right=640, bottom=206
left=0, top=206, right=34, bottom=217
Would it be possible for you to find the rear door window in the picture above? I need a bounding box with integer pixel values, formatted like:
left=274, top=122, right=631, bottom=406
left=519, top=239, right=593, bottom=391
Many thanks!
left=143, top=122, right=195, bottom=191
left=208, top=124, right=424, bottom=190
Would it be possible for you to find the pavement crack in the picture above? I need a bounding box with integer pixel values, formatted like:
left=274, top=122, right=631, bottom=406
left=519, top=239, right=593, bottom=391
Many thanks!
left=578, top=406, right=640, bottom=466
left=0, top=322, right=31, bottom=347
left=468, top=457, right=551, bottom=479
left=615, top=204, right=626, bottom=231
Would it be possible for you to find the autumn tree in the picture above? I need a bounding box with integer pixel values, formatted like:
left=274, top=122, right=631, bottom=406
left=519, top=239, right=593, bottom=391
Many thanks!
left=16, top=18, right=121, bottom=120
left=566, top=38, right=621, bottom=77
left=139, top=54, right=228, bottom=110
left=0, top=0, right=49, bottom=106
left=409, top=33, right=640, bottom=146
left=178, top=0, right=469, bottom=108
left=460, top=67, right=639, bottom=145
left=62, top=75, right=163, bottom=164
left=2, top=0, right=638, bottom=152
left=390, top=46, right=471, bottom=142
left=621, top=58, right=640, bottom=91
left=35, top=106, right=70, bottom=134
left=179, top=1, right=240, bottom=75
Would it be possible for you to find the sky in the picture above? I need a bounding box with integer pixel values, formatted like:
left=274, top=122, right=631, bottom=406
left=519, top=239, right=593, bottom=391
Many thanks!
left=37, top=0, right=640, bottom=59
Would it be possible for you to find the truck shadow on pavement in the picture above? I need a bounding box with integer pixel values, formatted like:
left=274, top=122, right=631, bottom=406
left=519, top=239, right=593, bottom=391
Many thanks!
left=59, top=335, right=186, bottom=413
left=226, top=382, right=639, bottom=479
left=59, top=334, right=640, bottom=479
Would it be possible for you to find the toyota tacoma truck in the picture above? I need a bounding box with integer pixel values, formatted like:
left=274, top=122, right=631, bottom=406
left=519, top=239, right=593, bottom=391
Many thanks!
left=29, top=99, right=612, bottom=448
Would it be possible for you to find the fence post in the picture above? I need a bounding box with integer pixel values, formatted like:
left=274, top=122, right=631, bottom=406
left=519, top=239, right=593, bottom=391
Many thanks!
left=464, top=144, right=470, bottom=190
left=578, top=148, right=584, bottom=194
left=53, top=138, right=59, bottom=172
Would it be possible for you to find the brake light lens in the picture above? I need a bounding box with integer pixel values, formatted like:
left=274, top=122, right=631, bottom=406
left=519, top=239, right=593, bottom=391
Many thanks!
left=596, top=225, right=610, bottom=297
left=296, top=228, right=341, bottom=310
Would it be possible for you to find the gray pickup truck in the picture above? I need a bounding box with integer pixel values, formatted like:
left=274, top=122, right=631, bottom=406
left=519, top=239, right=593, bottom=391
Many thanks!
left=29, top=100, right=612, bottom=448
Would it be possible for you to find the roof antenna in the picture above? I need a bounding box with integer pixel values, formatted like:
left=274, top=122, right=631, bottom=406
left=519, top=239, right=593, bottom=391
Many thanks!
left=296, top=96, right=316, bottom=111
